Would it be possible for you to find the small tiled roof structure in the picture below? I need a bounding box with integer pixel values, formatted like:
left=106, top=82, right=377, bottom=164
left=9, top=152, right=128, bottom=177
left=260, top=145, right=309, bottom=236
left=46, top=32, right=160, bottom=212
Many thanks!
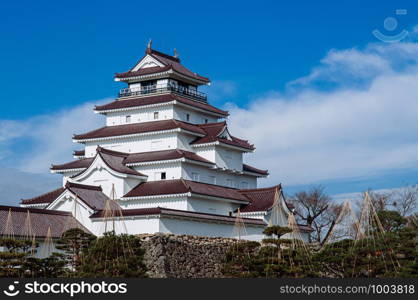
left=123, top=179, right=249, bottom=202
left=73, top=149, right=85, bottom=157
left=90, top=207, right=265, bottom=226
left=123, top=149, right=214, bottom=165
left=61, top=181, right=120, bottom=211
left=21, top=187, right=65, bottom=206
left=73, top=119, right=205, bottom=141
left=53, top=147, right=147, bottom=178
left=238, top=185, right=294, bottom=213
left=95, top=147, right=146, bottom=177
left=94, top=94, right=229, bottom=117
left=115, top=48, right=210, bottom=84
left=0, top=205, right=90, bottom=238
left=53, top=149, right=213, bottom=172
left=51, top=157, right=94, bottom=171
left=21, top=181, right=120, bottom=211
left=242, top=164, right=269, bottom=176
left=191, top=122, right=255, bottom=150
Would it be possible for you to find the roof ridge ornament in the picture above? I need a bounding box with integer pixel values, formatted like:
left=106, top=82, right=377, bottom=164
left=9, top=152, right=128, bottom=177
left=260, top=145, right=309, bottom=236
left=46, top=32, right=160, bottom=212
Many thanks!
left=146, top=39, right=152, bottom=54
left=173, top=48, right=179, bottom=58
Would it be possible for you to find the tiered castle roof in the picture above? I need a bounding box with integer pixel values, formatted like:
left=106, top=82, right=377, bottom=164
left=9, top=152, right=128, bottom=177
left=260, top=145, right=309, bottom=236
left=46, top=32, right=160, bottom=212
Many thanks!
left=114, top=47, right=210, bottom=84
left=94, top=94, right=228, bottom=116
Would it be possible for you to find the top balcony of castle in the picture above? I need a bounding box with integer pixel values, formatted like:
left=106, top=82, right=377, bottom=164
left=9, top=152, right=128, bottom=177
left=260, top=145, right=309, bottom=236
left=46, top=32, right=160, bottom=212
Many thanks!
left=118, top=84, right=207, bottom=103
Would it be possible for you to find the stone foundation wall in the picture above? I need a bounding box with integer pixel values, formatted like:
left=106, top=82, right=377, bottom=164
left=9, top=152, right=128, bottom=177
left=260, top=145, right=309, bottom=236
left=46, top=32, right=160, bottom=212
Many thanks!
left=138, top=233, right=237, bottom=278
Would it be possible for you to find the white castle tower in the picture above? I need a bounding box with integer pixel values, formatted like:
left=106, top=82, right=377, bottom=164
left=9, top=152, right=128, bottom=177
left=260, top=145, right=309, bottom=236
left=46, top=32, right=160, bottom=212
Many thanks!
left=18, top=43, right=312, bottom=241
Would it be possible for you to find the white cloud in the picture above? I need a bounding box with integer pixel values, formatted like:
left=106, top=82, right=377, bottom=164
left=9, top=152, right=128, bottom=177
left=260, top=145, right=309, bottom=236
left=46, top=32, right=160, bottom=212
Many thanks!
left=0, top=99, right=109, bottom=173
left=227, top=41, right=418, bottom=187
left=201, top=80, right=237, bottom=102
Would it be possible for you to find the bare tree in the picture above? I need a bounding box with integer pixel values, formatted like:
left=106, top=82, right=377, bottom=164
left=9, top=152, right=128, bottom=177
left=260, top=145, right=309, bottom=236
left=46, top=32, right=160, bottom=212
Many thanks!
left=364, top=189, right=391, bottom=212
left=390, top=184, right=418, bottom=217
left=290, top=186, right=332, bottom=243
left=318, top=203, right=344, bottom=245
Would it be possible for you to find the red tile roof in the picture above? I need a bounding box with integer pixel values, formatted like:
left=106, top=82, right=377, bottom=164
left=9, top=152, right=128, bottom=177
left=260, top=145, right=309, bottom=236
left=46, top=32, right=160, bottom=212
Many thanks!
left=0, top=205, right=90, bottom=238
left=63, top=181, right=120, bottom=211
left=90, top=206, right=265, bottom=226
left=21, top=187, right=65, bottom=205
left=115, top=65, right=171, bottom=78
left=123, top=149, right=214, bottom=165
left=73, top=119, right=205, bottom=141
left=21, top=181, right=120, bottom=211
left=73, top=150, right=85, bottom=157
left=51, top=149, right=213, bottom=173
left=96, top=147, right=145, bottom=177
left=191, top=122, right=255, bottom=150
left=123, top=179, right=249, bottom=202
left=115, top=49, right=210, bottom=83
left=238, top=185, right=294, bottom=213
left=242, top=164, right=269, bottom=176
left=51, top=157, right=94, bottom=171
left=94, top=94, right=228, bottom=116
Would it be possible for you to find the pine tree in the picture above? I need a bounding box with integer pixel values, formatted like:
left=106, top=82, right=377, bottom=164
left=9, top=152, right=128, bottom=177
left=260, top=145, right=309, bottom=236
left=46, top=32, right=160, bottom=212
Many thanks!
left=0, top=238, right=33, bottom=278
left=79, top=232, right=147, bottom=277
left=55, top=228, right=96, bottom=275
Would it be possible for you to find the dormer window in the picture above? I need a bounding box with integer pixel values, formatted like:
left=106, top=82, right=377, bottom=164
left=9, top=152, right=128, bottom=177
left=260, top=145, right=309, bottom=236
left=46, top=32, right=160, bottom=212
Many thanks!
left=126, top=115, right=131, bottom=123
left=154, top=112, right=159, bottom=120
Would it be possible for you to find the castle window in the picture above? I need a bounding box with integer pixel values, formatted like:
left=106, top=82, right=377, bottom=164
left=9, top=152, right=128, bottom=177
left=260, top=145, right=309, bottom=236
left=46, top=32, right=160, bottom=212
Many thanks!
left=241, top=181, right=248, bottom=189
left=192, top=172, right=200, bottom=181
left=126, top=115, right=131, bottom=123
left=205, top=119, right=208, bottom=124
left=154, top=172, right=166, bottom=180
left=186, top=113, right=190, bottom=122
left=226, top=179, right=233, bottom=187
left=154, top=112, right=159, bottom=120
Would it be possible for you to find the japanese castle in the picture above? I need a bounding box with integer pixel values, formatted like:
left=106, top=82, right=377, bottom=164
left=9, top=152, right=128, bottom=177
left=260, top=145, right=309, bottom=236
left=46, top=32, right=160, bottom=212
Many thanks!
left=1, top=42, right=312, bottom=246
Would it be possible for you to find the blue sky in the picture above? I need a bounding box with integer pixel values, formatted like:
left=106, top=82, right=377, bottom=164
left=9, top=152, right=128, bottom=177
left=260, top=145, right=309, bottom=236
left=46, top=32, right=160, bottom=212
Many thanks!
left=1, top=0, right=418, bottom=203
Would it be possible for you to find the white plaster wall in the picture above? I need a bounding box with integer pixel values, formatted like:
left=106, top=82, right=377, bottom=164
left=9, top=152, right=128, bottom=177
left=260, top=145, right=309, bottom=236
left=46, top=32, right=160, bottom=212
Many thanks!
left=131, top=162, right=182, bottom=181
left=74, top=167, right=139, bottom=199
left=106, top=105, right=174, bottom=126
left=47, top=194, right=97, bottom=236
left=61, top=171, right=83, bottom=186
left=118, top=197, right=188, bottom=210
left=194, top=146, right=216, bottom=163
left=187, top=197, right=237, bottom=215
left=173, top=106, right=218, bottom=124
left=177, top=134, right=195, bottom=151
left=91, top=217, right=160, bottom=236
left=181, top=164, right=257, bottom=189
left=215, top=147, right=243, bottom=171
left=84, top=132, right=179, bottom=157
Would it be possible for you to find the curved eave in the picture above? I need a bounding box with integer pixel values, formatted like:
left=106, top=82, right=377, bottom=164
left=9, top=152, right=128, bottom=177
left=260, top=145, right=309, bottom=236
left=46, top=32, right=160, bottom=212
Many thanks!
left=50, top=167, right=86, bottom=174
left=73, top=128, right=205, bottom=143
left=125, top=157, right=214, bottom=168
left=242, top=171, right=269, bottom=177
left=114, top=69, right=210, bottom=85
left=70, top=154, right=147, bottom=181
left=191, top=141, right=255, bottom=152
left=94, top=98, right=228, bottom=118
